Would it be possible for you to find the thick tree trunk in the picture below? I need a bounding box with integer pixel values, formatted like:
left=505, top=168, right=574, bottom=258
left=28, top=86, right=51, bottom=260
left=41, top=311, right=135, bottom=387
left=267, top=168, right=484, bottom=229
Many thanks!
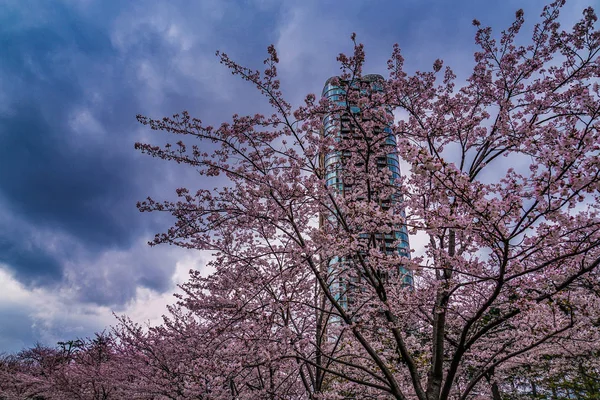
left=426, top=231, right=454, bottom=400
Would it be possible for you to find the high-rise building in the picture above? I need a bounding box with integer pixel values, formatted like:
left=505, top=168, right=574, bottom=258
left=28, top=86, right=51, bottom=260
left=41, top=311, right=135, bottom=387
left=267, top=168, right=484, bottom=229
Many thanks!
left=321, top=74, right=412, bottom=311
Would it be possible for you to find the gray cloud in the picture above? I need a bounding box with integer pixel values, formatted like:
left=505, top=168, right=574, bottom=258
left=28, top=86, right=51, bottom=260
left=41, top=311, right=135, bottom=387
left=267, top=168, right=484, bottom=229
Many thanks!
left=62, top=239, right=179, bottom=307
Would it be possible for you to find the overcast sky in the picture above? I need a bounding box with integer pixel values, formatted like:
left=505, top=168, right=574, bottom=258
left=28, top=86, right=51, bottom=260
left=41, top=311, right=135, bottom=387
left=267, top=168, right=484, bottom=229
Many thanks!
left=0, top=0, right=592, bottom=353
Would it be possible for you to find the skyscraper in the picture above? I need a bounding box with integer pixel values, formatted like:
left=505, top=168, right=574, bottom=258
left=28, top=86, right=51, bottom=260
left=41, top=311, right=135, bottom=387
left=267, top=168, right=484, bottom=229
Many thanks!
left=321, top=74, right=412, bottom=311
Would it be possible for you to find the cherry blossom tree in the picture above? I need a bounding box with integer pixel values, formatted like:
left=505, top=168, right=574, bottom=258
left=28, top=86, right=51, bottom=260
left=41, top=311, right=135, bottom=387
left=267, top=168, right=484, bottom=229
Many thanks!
left=53, top=334, right=123, bottom=400
left=0, top=335, right=128, bottom=400
left=133, top=1, right=599, bottom=399
left=0, top=345, right=58, bottom=400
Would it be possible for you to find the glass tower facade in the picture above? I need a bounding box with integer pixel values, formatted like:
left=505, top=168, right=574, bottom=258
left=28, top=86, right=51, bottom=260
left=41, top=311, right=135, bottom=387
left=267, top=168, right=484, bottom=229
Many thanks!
left=321, top=75, right=412, bottom=310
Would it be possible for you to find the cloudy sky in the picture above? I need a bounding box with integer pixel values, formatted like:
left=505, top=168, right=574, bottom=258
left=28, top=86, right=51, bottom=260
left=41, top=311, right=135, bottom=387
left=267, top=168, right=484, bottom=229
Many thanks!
left=0, top=0, right=592, bottom=353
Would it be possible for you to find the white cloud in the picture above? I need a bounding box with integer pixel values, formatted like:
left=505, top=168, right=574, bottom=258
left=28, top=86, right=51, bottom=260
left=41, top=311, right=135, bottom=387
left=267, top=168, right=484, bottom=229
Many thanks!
left=0, top=267, right=31, bottom=304
left=121, top=250, right=212, bottom=325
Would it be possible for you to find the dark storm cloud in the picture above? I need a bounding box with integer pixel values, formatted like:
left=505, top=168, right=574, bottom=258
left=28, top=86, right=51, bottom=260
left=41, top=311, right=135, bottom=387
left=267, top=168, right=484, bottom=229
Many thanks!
left=2, top=7, right=135, bottom=216
left=0, top=104, right=137, bottom=248
left=0, top=3, right=155, bottom=293
left=0, top=2, right=200, bottom=312
left=0, top=229, right=63, bottom=286
left=0, top=0, right=280, bottom=304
